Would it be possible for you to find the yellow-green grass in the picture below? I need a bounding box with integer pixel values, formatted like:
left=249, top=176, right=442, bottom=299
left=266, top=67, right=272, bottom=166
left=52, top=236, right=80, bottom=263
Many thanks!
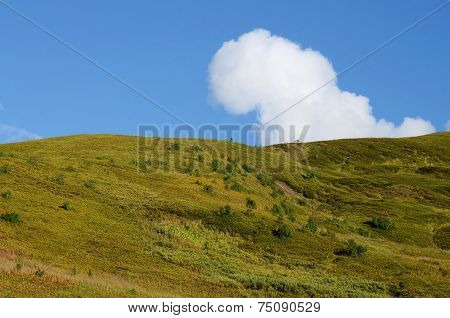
left=0, top=133, right=449, bottom=297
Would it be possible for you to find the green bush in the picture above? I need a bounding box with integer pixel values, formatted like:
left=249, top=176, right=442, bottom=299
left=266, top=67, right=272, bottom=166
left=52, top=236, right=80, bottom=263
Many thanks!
left=170, top=143, right=180, bottom=151
left=1, top=212, right=21, bottom=224
left=302, top=170, right=316, bottom=179
left=84, top=179, right=96, bottom=189
left=1, top=190, right=12, bottom=200
left=367, top=217, right=393, bottom=230
left=230, top=183, right=243, bottom=192
left=246, top=198, right=257, bottom=209
left=60, top=201, right=71, bottom=210
left=305, top=217, right=318, bottom=233
left=34, top=268, right=45, bottom=277
left=242, top=164, right=254, bottom=173
left=225, top=163, right=235, bottom=174
left=0, top=164, right=11, bottom=174
left=217, top=205, right=232, bottom=217
left=256, top=174, right=273, bottom=187
left=211, top=159, right=220, bottom=172
left=336, top=239, right=367, bottom=257
left=272, top=224, right=293, bottom=239
left=203, top=185, right=213, bottom=194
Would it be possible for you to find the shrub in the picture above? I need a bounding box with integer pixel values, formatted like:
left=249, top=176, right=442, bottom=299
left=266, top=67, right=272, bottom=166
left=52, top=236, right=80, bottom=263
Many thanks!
left=336, top=239, right=367, bottom=257
left=230, top=183, right=243, bottom=192
left=217, top=205, right=232, bottom=217
left=270, top=186, right=283, bottom=198
left=305, top=217, right=318, bottom=233
left=84, top=179, right=96, bottom=189
left=0, top=164, right=11, bottom=174
left=197, top=154, right=204, bottom=162
left=1, top=190, right=12, bottom=200
left=211, top=159, right=220, bottom=172
left=225, top=163, right=235, bottom=174
left=34, top=268, right=45, bottom=277
left=53, top=173, right=65, bottom=185
left=27, top=155, right=41, bottom=166
left=367, top=217, right=393, bottom=230
left=170, top=143, right=180, bottom=151
left=256, top=174, right=273, bottom=187
left=297, top=198, right=307, bottom=206
left=242, top=164, right=254, bottom=173
left=60, top=201, right=71, bottom=210
left=302, top=170, right=316, bottom=179
left=65, top=165, right=77, bottom=172
left=203, top=185, right=213, bottom=194
left=356, top=227, right=369, bottom=237
left=272, top=224, right=293, bottom=239
left=0, top=212, right=21, bottom=224
left=246, top=198, right=257, bottom=209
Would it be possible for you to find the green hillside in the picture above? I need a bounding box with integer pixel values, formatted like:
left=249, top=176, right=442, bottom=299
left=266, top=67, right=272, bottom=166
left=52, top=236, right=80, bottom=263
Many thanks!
left=0, top=132, right=449, bottom=297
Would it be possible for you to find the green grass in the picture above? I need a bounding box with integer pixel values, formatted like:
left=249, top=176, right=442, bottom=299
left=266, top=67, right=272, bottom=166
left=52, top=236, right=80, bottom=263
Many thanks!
left=0, top=132, right=449, bottom=297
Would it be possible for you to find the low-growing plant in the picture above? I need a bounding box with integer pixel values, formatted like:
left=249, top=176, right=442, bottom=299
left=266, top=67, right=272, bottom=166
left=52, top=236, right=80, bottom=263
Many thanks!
left=84, top=179, right=96, bottom=189
left=53, top=173, right=65, bottom=185
left=170, top=143, right=180, bottom=151
left=0, top=212, right=21, bottom=224
left=302, top=170, right=316, bottom=179
left=27, top=155, right=41, bottom=166
left=305, top=217, right=318, bottom=233
left=211, top=159, right=220, bottom=172
left=16, top=261, right=23, bottom=272
left=230, top=183, right=244, bottom=192
left=34, top=268, right=45, bottom=277
left=65, top=165, right=77, bottom=172
left=203, top=185, right=213, bottom=194
left=367, top=217, right=393, bottom=230
left=297, top=198, right=307, bottom=206
left=242, top=163, right=254, bottom=173
left=60, top=201, right=71, bottom=210
left=272, top=224, right=293, bottom=239
left=336, top=239, right=367, bottom=257
left=0, top=164, right=11, bottom=174
left=1, top=190, right=12, bottom=200
left=246, top=198, right=257, bottom=209
left=217, top=205, right=232, bottom=217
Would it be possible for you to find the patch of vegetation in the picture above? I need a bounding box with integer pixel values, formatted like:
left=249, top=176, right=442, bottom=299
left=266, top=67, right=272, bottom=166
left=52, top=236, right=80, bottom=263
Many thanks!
left=433, top=226, right=450, bottom=250
left=366, top=217, right=393, bottom=230
left=170, top=143, right=180, bottom=151
left=230, top=182, right=244, bottom=192
left=217, top=205, right=232, bottom=217
left=0, top=212, right=21, bottom=224
left=203, top=185, right=213, bottom=194
left=0, top=164, right=11, bottom=174
left=336, top=239, right=367, bottom=257
left=84, top=179, right=97, bottom=190
left=305, top=217, right=318, bottom=234
left=60, top=201, right=71, bottom=211
left=34, top=268, right=45, bottom=277
left=1, top=190, right=12, bottom=200
left=246, top=198, right=257, bottom=209
left=211, top=159, right=220, bottom=172
left=272, top=224, right=293, bottom=239
left=242, top=164, right=254, bottom=173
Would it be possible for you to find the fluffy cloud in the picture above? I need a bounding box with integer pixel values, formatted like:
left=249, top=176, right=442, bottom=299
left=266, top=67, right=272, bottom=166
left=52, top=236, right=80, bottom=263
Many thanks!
left=446, top=120, right=450, bottom=131
left=0, top=123, right=41, bottom=144
left=208, top=29, right=435, bottom=143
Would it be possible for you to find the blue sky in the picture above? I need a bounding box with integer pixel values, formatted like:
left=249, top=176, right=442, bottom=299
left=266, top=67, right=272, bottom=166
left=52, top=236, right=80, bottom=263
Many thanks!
left=0, top=0, right=449, bottom=143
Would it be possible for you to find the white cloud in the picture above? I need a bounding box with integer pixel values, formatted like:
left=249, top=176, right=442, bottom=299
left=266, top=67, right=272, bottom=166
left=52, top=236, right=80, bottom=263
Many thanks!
left=0, top=124, right=41, bottom=144
left=208, top=29, right=435, bottom=143
left=446, top=120, right=450, bottom=131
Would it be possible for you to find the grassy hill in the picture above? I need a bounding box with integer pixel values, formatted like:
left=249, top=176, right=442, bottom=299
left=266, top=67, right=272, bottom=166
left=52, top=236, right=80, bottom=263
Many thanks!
left=0, top=132, right=449, bottom=297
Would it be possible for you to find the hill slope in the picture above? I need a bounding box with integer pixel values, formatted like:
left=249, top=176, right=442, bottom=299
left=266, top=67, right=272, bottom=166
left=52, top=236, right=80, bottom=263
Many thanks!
left=0, top=133, right=449, bottom=297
